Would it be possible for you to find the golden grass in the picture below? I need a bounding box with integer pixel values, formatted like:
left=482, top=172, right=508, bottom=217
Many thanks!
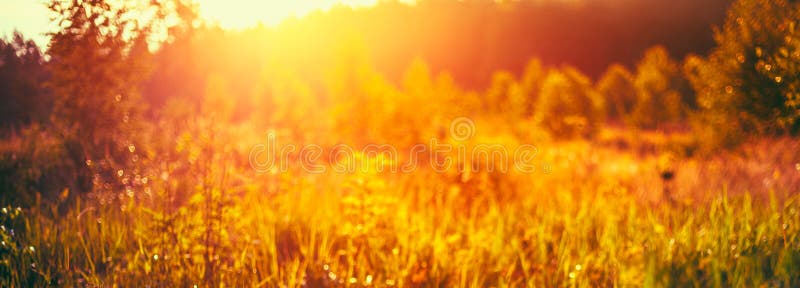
left=1, top=127, right=799, bottom=287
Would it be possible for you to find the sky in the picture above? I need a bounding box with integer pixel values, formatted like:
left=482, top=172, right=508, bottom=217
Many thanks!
left=0, top=0, right=401, bottom=48
left=0, top=1, right=53, bottom=47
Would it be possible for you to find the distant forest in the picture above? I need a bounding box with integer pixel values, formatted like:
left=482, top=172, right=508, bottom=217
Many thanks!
left=1, top=0, right=732, bottom=127
left=239, top=0, right=732, bottom=87
left=144, top=0, right=732, bottom=111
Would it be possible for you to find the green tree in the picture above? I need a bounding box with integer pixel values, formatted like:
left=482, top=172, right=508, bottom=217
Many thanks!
left=685, top=0, right=800, bottom=145
left=536, top=67, right=604, bottom=139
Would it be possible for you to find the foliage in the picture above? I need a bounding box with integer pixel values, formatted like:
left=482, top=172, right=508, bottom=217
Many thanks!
left=48, top=0, right=151, bottom=144
left=0, top=125, right=80, bottom=205
left=685, top=0, right=800, bottom=146
left=45, top=0, right=165, bottom=205
left=0, top=33, right=50, bottom=128
left=597, top=64, right=637, bottom=123
left=631, top=46, right=692, bottom=129
left=251, top=62, right=321, bottom=143
left=535, top=67, right=605, bottom=139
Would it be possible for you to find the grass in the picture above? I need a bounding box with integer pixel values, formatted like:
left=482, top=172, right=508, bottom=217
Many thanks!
left=1, top=129, right=799, bottom=287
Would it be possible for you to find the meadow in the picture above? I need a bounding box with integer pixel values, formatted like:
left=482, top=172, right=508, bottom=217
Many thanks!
left=1, top=0, right=800, bottom=286
left=2, top=122, right=799, bottom=286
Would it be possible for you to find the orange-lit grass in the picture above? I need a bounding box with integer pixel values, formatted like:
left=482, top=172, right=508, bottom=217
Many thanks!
left=3, top=137, right=799, bottom=286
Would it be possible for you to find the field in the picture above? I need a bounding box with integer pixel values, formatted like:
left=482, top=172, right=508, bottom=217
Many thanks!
left=2, top=0, right=800, bottom=286
left=2, top=125, right=799, bottom=286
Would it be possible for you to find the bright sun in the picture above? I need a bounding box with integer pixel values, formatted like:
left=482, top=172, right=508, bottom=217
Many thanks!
left=194, top=0, right=411, bottom=28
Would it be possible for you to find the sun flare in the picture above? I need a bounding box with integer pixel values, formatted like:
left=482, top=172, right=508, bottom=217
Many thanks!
left=195, top=0, right=412, bottom=28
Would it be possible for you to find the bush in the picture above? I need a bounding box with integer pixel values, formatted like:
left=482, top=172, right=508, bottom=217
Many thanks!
left=0, top=125, right=86, bottom=206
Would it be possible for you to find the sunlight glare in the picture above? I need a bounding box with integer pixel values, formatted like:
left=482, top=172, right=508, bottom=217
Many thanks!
left=195, top=0, right=414, bottom=28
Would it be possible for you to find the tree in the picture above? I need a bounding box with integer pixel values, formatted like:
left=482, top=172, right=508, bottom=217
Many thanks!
left=629, top=46, right=693, bottom=129
left=535, top=67, right=604, bottom=139
left=596, top=64, right=637, bottom=123
left=251, top=62, right=320, bottom=143
left=142, top=0, right=204, bottom=109
left=685, top=0, right=800, bottom=144
left=518, top=59, right=546, bottom=117
left=484, top=70, right=518, bottom=115
left=46, top=0, right=167, bottom=195
left=203, top=73, right=236, bottom=123
left=0, top=32, right=50, bottom=128
left=395, top=58, right=445, bottom=146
